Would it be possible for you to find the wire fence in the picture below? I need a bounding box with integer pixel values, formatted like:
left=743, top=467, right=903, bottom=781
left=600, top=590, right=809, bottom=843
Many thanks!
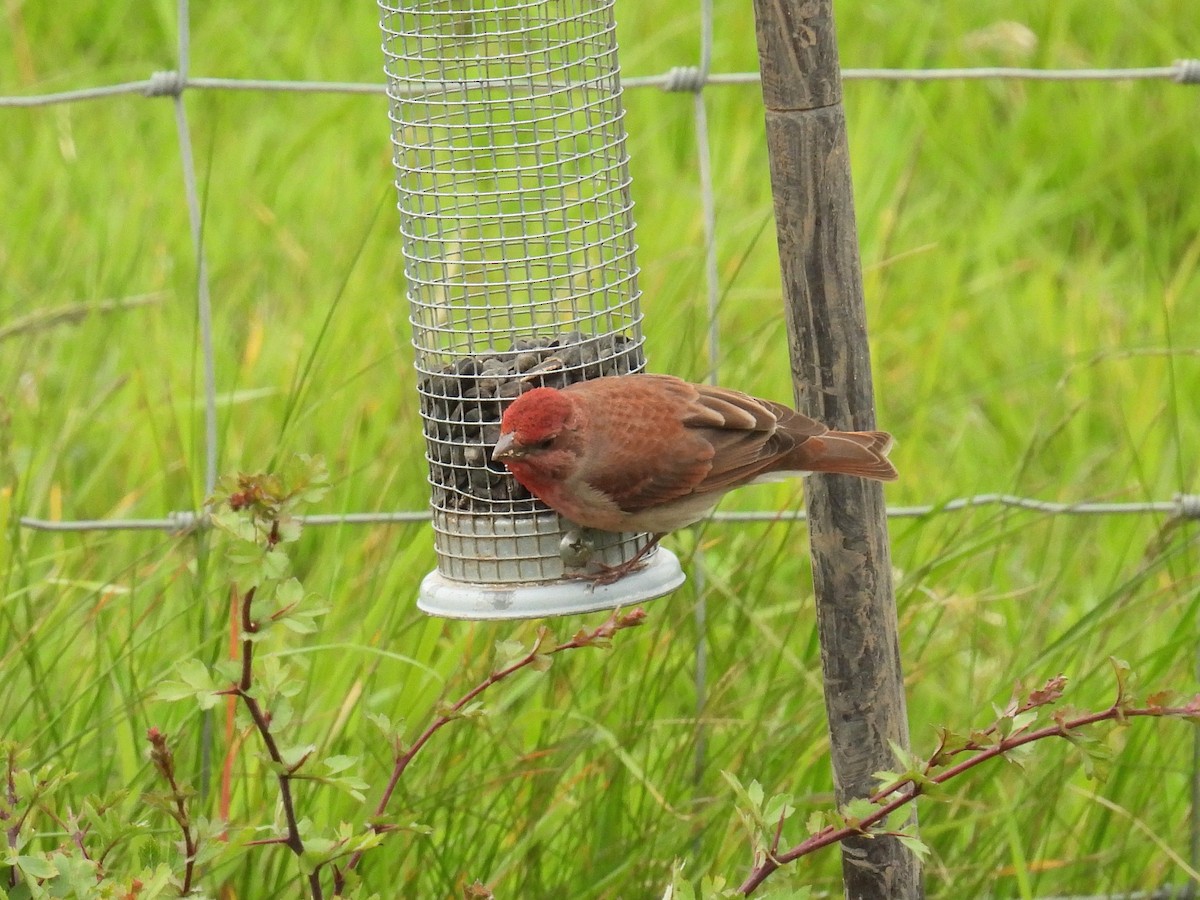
left=4, top=1, right=1198, bottom=895
left=3, top=0, right=1198, bottom=536
left=4, top=59, right=1200, bottom=109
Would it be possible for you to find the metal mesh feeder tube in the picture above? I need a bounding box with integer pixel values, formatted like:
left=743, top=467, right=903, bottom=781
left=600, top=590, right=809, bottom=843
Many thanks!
left=380, top=0, right=684, bottom=619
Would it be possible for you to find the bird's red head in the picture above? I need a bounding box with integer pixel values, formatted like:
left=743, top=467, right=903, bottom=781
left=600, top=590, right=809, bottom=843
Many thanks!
left=493, top=387, right=574, bottom=460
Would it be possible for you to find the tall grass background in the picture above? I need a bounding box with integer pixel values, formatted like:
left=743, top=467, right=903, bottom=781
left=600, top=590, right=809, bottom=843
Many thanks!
left=1, top=0, right=1198, bottom=895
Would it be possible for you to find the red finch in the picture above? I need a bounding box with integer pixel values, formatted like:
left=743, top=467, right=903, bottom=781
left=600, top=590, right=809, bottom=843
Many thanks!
left=492, top=374, right=896, bottom=545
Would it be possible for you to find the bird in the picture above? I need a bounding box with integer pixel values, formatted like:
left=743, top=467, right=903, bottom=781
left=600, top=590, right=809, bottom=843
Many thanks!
left=491, top=373, right=896, bottom=579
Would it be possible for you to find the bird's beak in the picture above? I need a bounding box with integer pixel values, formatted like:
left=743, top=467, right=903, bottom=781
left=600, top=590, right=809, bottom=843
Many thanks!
left=492, top=431, right=519, bottom=461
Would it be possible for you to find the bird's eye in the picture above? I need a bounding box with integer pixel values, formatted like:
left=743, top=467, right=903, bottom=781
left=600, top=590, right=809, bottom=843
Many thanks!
left=529, top=436, right=555, bottom=450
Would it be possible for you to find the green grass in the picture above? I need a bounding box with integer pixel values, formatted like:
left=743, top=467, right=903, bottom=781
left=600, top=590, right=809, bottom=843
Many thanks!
left=2, top=0, right=1199, bottom=896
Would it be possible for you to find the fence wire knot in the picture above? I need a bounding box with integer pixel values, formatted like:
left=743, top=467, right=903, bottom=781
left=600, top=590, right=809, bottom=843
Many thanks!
left=1174, top=59, right=1200, bottom=84
left=662, top=66, right=707, bottom=93
left=1177, top=494, right=1200, bottom=519
left=145, top=70, right=186, bottom=98
left=167, top=509, right=205, bottom=534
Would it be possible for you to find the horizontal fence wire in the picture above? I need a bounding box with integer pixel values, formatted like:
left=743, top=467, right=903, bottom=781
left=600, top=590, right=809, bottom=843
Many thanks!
left=2, top=60, right=1200, bottom=107
left=17, top=494, right=1200, bottom=534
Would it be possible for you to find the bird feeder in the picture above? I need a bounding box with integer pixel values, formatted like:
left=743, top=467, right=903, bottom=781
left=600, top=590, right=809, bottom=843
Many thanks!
left=379, top=0, right=685, bottom=618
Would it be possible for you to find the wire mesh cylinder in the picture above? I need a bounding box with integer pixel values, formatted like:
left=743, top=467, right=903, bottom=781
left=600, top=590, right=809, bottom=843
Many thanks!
left=380, top=0, right=684, bottom=616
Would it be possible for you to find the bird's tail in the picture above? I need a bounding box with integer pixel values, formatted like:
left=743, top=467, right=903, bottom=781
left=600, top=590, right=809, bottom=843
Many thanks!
left=780, top=430, right=898, bottom=482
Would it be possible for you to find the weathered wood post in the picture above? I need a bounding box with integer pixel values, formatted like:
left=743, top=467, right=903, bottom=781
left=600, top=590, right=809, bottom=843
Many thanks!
left=751, top=1, right=923, bottom=897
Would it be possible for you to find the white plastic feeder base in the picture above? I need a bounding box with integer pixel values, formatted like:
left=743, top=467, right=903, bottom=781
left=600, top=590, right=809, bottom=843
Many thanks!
left=418, top=548, right=685, bottom=620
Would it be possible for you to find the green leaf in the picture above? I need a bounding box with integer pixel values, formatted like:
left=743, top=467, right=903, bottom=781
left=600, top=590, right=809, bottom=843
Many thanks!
left=15, top=854, right=57, bottom=879
left=1069, top=730, right=1114, bottom=782
left=324, top=755, right=358, bottom=775
left=719, top=771, right=751, bottom=808
left=805, top=811, right=828, bottom=835
left=261, top=547, right=290, bottom=581
left=152, top=681, right=201, bottom=703
left=155, top=659, right=220, bottom=710
left=896, top=833, right=931, bottom=860
left=366, top=711, right=404, bottom=745
left=840, top=797, right=878, bottom=828
left=276, top=577, right=304, bottom=607
left=286, top=453, right=331, bottom=506
left=211, top=507, right=259, bottom=542
left=1009, top=710, right=1038, bottom=734
left=270, top=699, right=295, bottom=732
left=281, top=604, right=331, bottom=634
left=256, top=656, right=301, bottom=700
left=763, top=792, right=795, bottom=825
left=330, top=774, right=369, bottom=802
left=123, top=864, right=176, bottom=898
left=1110, top=656, right=1134, bottom=707
left=746, top=779, right=764, bottom=809
left=278, top=614, right=320, bottom=634
left=278, top=744, right=316, bottom=770
left=47, top=851, right=99, bottom=893
left=931, top=726, right=970, bottom=763
left=698, top=874, right=737, bottom=898
left=304, top=836, right=338, bottom=856
left=347, top=828, right=386, bottom=854
left=178, top=657, right=216, bottom=691
left=663, top=877, right=695, bottom=900
left=969, top=728, right=997, bottom=747
left=872, top=770, right=903, bottom=789
left=495, top=639, right=526, bottom=666
left=437, top=699, right=485, bottom=720
left=12, top=767, right=36, bottom=802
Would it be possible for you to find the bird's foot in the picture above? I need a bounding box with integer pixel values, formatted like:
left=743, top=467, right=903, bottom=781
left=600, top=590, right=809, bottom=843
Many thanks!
left=579, top=535, right=663, bottom=587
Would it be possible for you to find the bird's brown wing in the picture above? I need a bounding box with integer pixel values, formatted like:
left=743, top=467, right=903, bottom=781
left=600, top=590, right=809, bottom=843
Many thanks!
left=566, top=375, right=822, bottom=514
left=683, top=383, right=828, bottom=493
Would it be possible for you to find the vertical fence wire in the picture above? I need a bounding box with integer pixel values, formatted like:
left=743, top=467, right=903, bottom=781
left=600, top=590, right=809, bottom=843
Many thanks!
left=165, top=0, right=219, bottom=499
left=161, top=0, right=219, bottom=802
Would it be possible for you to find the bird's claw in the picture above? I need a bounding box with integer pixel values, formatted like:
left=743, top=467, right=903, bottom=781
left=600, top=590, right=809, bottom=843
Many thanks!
left=580, top=557, right=652, bottom=587
left=570, top=534, right=663, bottom=587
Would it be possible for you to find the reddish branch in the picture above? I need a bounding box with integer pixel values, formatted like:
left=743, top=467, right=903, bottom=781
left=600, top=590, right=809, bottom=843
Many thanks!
left=220, top=586, right=241, bottom=827
left=146, top=727, right=198, bottom=895
left=221, top=584, right=325, bottom=900
left=333, top=607, right=647, bottom=891
left=738, top=686, right=1200, bottom=895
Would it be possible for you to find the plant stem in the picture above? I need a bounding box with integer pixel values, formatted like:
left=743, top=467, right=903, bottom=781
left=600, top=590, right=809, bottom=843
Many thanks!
left=238, top=587, right=256, bottom=692
left=146, top=728, right=197, bottom=894
left=333, top=608, right=646, bottom=891
left=233, top=584, right=324, bottom=900
left=738, top=700, right=1200, bottom=895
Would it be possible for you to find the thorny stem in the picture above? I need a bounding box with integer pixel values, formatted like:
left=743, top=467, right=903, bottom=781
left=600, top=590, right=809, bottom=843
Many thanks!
left=238, top=586, right=256, bottom=692
left=220, top=586, right=241, bottom=828
left=738, top=695, right=1200, bottom=895
left=332, top=607, right=647, bottom=892
left=229, top=585, right=325, bottom=900
left=147, top=728, right=198, bottom=894
left=769, top=806, right=787, bottom=860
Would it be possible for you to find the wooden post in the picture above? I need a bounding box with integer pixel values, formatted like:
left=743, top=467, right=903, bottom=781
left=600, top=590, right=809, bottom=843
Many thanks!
left=751, top=2, right=922, bottom=897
